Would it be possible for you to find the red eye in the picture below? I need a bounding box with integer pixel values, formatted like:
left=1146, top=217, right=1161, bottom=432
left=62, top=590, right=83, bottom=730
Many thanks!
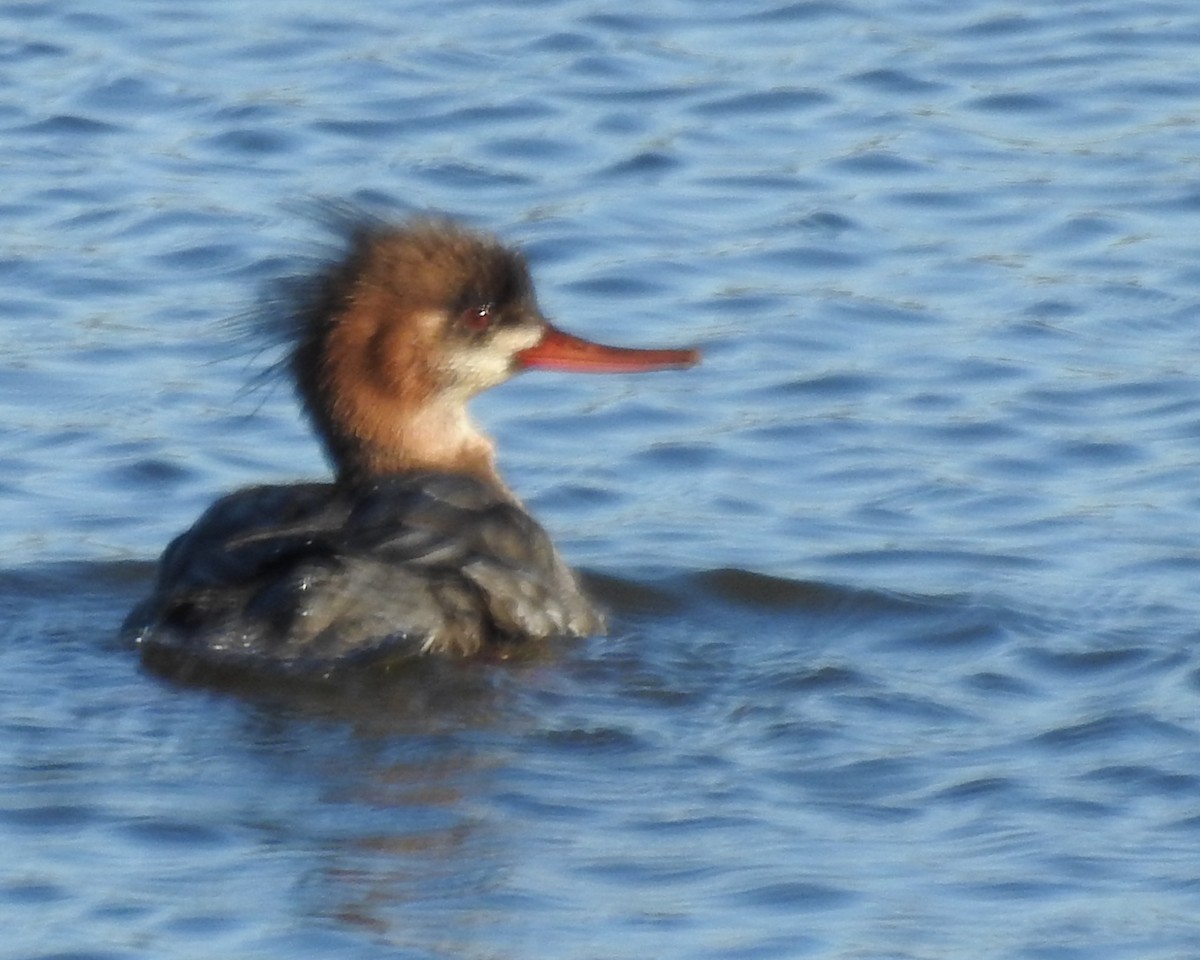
left=463, top=304, right=493, bottom=332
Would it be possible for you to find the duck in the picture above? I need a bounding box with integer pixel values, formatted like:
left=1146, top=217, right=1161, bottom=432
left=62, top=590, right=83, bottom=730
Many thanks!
left=122, top=216, right=699, bottom=678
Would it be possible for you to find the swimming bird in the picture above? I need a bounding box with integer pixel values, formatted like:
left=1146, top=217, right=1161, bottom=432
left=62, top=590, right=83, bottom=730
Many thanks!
left=123, top=217, right=699, bottom=678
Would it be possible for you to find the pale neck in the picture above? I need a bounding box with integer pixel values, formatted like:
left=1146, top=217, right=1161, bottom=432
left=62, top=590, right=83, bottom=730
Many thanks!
left=336, top=396, right=506, bottom=492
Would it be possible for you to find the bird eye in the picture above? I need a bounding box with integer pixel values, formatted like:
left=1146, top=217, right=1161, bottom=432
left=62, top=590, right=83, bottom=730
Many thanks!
left=462, top=303, right=494, bottom=332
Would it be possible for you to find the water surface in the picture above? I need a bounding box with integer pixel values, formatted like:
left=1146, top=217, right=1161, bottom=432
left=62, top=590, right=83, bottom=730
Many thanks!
left=4, top=1, right=1200, bottom=957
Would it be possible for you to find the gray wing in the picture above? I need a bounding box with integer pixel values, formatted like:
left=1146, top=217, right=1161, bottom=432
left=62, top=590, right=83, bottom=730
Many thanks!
left=125, top=474, right=603, bottom=677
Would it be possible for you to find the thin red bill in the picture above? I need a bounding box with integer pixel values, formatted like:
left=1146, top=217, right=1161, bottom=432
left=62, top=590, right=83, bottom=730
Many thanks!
left=516, top=325, right=700, bottom=373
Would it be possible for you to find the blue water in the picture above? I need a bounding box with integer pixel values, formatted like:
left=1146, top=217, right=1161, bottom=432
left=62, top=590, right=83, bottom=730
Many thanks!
left=4, top=0, right=1200, bottom=957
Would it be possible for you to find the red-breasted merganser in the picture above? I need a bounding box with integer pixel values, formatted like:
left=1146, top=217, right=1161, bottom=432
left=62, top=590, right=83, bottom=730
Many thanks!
left=123, top=217, right=699, bottom=677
